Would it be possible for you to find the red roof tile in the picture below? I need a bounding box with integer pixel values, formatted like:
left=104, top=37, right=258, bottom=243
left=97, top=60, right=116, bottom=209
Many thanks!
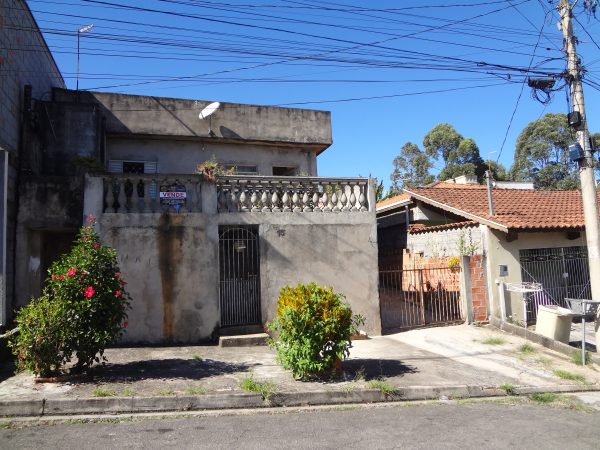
left=408, top=221, right=478, bottom=234
left=376, top=193, right=411, bottom=209
left=404, top=187, right=599, bottom=231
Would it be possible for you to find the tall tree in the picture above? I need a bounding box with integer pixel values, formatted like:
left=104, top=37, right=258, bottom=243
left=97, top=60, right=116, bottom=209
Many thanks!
left=439, top=137, right=486, bottom=181
left=423, top=123, right=463, bottom=167
left=390, top=142, right=433, bottom=190
left=509, top=113, right=578, bottom=189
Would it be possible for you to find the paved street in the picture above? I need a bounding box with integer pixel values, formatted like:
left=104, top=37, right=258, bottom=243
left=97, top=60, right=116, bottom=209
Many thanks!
left=1, top=401, right=598, bottom=449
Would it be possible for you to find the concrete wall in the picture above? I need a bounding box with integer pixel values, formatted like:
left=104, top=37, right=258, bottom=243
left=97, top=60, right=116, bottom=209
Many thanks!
left=94, top=185, right=380, bottom=344
left=14, top=177, right=83, bottom=308
left=484, top=227, right=587, bottom=321
left=52, top=90, right=332, bottom=152
left=0, top=1, right=65, bottom=327
left=107, top=138, right=317, bottom=176
left=407, top=225, right=483, bottom=258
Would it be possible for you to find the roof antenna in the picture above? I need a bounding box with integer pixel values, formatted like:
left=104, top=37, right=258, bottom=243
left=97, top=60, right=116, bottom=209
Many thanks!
left=198, top=102, right=220, bottom=137
left=485, top=170, right=495, bottom=216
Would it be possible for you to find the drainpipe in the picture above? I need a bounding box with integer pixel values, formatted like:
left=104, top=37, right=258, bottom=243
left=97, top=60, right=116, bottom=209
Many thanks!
left=485, top=170, right=494, bottom=216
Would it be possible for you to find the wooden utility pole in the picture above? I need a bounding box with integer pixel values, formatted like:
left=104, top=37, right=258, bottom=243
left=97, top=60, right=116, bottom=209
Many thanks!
left=558, top=0, right=600, bottom=305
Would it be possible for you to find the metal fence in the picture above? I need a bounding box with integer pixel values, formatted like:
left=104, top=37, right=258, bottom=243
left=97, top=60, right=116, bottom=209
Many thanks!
left=519, top=246, right=591, bottom=322
left=379, top=266, right=463, bottom=332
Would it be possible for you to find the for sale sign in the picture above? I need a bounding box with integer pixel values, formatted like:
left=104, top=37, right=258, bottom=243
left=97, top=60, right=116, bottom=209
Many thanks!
left=160, top=183, right=187, bottom=212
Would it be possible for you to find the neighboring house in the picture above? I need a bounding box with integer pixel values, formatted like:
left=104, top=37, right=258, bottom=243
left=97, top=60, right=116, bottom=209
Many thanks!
left=0, top=0, right=65, bottom=330
left=377, top=176, right=594, bottom=324
left=13, top=87, right=381, bottom=344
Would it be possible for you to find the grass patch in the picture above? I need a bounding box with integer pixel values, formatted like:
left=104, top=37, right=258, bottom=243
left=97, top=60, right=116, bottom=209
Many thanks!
left=155, top=389, right=176, bottom=397
left=353, top=366, right=366, bottom=382
left=191, top=354, right=203, bottom=361
left=91, top=387, right=116, bottom=397
left=240, top=376, right=276, bottom=400
left=0, top=420, right=12, bottom=430
left=185, top=386, right=207, bottom=396
left=537, top=357, right=553, bottom=368
left=529, top=392, right=558, bottom=403
left=368, top=378, right=397, bottom=397
left=121, top=387, right=135, bottom=397
left=553, top=369, right=586, bottom=383
left=571, top=350, right=591, bottom=366
left=482, top=336, right=506, bottom=346
left=518, top=343, right=536, bottom=355
left=499, top=383, right=515, bottom=395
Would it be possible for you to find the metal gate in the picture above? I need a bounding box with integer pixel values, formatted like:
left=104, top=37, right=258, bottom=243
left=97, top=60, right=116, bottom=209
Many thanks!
left=519, top=246, right=590, bottom=319
left=379, top=267, right=463, bottom=332
left=218, top=226, right=261, bottom=327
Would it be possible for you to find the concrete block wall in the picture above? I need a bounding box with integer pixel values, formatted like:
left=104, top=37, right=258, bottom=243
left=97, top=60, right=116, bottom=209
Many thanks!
left=0, top=0, right=64, bottom=326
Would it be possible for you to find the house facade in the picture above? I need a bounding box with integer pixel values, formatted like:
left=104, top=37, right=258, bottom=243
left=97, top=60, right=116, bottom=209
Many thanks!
left=377, top=178, right=594, bottom=324
left=12, top=88, right=381, bottom=344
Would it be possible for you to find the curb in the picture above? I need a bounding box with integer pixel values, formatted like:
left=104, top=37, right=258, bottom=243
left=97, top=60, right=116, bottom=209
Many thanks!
left=3, top=384, right=599, bottom=417
left=489, top=317, right=600, bottom=365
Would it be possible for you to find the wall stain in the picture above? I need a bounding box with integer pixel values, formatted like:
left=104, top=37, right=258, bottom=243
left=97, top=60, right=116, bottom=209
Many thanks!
left=157, top=213, right=184, bottom=342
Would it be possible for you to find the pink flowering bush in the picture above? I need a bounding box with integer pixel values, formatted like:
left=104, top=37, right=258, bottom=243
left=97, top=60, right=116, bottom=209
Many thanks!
left=10, top=217, right=131, bottom=376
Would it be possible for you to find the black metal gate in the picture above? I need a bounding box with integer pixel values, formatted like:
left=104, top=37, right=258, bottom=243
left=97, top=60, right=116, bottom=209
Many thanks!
left=519, top=246, right=591, bottom=318
left=379, top=267, right=463, bottom=332
left=218, top=226, right=261, bottom=327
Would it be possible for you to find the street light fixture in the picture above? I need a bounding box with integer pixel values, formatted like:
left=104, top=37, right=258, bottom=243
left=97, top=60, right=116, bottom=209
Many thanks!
left=77, top=24, right=94, bottom=91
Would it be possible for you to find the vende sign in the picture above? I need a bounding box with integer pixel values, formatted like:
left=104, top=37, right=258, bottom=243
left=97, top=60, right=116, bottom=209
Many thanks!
left=160, top=191, right=187, bottom=199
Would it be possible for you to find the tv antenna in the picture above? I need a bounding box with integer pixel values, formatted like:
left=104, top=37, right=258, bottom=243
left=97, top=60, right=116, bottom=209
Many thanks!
left=198, top=101, right=220, bottom=137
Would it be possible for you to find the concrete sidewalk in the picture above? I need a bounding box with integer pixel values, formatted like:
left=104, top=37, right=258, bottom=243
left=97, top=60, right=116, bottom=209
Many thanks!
left=1, top=324, right=599, bottom=417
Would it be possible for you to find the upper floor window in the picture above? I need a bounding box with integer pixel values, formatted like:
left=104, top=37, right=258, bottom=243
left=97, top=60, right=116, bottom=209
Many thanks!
left=272, top=166, right=297, bottom=176
left=224, top=165, right=258, bottom=175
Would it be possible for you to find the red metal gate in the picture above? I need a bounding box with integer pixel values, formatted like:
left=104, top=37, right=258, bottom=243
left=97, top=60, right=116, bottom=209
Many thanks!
left=379, top=267, right=464, bottom=332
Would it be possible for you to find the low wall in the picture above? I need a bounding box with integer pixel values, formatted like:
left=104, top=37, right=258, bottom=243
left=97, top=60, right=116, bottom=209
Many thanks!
left=98, top=208, right=380, bottom=344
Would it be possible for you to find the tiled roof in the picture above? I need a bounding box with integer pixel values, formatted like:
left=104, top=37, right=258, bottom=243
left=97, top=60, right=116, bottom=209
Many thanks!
left=405, top=187, right=599, bottom=232
left=424, top=181, right=485, bottom=189
left=408, top=221, right=479, bottom=234
left=376, top=182, right=482, bottom=210
left=376, top=193, right=411, bottom=209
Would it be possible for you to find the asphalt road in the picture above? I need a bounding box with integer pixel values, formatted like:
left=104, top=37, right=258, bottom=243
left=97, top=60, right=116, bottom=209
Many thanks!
left=1, top=402, right=598, bottom=450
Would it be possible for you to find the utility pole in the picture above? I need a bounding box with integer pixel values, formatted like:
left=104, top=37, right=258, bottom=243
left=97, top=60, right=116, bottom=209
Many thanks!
left=558, top=0, right=600, bottom=305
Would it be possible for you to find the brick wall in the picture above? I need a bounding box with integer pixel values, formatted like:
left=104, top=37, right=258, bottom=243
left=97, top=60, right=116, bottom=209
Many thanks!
left=469, top=255, right=488, bottom=322
left=0, top=0, right=64, bottom=324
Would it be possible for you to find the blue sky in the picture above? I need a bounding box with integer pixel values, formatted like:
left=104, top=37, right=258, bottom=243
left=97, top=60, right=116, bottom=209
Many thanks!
left=26, top=0, right=600, bottom=189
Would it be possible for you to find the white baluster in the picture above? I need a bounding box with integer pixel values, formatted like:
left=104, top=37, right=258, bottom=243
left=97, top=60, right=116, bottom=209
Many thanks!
left=240, top=189, right=248, bottom=212
left=313, top=190, right=321, bottom=212
left=350, top=184, right=359, bottom=211
left=282, top=190, right=290, bottom=212
left=261, top=189, right=269, bottom=212
left=229, top=189, right=238, bottom=212
left=105, top=177, right=116, bottom=213
left=271, top=189, right=280, bottom=212
left=340, top=186, right=349, bottom=212
left=218, top=188, right=227, bottom=212
left=358, top=185, right=367, bottom=211
left=116, top=179, right=126, bottom=213
left=322, top=191, right=330, bottom=213
left=251, top=189, right=259, bottom=212
left=332, top=189, right=340, bottom=213
left=292, top=191, right=300, bottom=212
left=302, top=191, right=311, bottom=212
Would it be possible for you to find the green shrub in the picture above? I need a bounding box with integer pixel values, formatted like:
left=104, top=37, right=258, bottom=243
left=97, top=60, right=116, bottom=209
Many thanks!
left=10, top=217, right=131, bottom=376
left=268, top=283, right=364, bottom=379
